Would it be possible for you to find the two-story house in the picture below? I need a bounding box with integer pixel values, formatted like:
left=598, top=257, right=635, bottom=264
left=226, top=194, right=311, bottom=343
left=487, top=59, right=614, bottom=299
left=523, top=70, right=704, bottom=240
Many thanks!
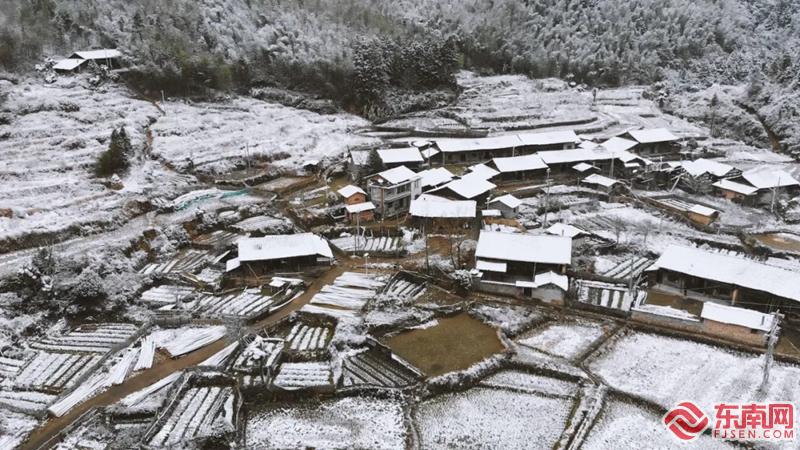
left=366, top=166, right=422, bottom=218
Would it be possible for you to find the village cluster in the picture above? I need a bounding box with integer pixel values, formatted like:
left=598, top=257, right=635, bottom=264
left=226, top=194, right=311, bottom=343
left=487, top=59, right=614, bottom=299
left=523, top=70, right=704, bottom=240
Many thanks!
left=2, top=56, right=800, bottom=449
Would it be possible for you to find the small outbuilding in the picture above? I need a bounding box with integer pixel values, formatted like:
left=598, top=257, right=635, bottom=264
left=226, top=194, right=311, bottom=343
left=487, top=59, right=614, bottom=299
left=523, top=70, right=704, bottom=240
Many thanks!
left=345, top=201, right=375, bottom=224
left=229, top=233, right=333, bottom=276
left=486, top=194, right=522, bottom=219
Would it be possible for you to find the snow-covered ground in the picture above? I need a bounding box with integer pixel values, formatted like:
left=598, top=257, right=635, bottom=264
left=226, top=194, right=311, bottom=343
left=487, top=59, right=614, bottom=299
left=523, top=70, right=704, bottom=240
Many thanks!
left=414, top=387, right=573, bottom=449
left=517, top=320, right=606, bottom=360
left=246, top=396, right=406, bottom=449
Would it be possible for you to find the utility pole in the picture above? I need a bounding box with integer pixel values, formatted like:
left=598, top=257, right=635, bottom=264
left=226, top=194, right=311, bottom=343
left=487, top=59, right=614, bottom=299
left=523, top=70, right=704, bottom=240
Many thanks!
left=364, top=253, right=370, bottom=276
left=771, top=176, right=781, bottom=214
left=543, top=168, right=552, bottom=228
left=758, top=310, right=782, bottom=398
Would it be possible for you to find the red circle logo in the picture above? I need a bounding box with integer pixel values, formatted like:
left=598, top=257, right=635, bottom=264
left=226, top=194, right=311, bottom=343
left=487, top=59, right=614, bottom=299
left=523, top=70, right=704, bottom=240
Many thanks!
left=663, top=401, right=710, bottom=441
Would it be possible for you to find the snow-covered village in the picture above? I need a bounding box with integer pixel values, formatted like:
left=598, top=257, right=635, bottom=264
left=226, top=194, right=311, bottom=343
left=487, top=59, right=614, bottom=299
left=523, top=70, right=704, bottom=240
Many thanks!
left=1, top=1, right=800, bottom=449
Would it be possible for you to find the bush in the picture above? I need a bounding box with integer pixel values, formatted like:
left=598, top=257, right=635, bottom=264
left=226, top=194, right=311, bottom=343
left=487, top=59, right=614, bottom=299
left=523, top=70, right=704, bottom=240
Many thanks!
left=95, top=127, right=132, bottom=177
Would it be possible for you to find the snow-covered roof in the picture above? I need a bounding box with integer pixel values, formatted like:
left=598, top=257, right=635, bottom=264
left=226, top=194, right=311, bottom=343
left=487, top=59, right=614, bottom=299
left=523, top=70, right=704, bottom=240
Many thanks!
left=349, top=150, right=369, bottom=165
left=70, top=49, right=122, bottom=60
left=416, top=193, right=451, bottom=202
left=626, top=128, right=679, bottom=144
left=435, top=135, right=521, bottom=153
left=712, top=179, right=758, bottom=195
left=476, top=259, right=507, bottom=272
left=538, top=148, right=613, bottom=165
left=688, top=204, right=719, bottom=217
left=467, top=163, right=500, bottom=180
left=681, top=159, right=735, bottom=178
left=701, top=302, right=775, bottom=332
left=337, top=184, right=365, bottom=198
left=515, top=271, right=569, bottom=291
left=435, top=130, right=577, bottom=153
left=482, top=209, right=502, bottom=217
left=225, top=258, right=241, bottom=272
left=437, top=175, right=496, bottom=199
left=517, top=130, right=580, bottom=147
left=417, top=167, right=455, bottom=188
left=582, top=174, right=620, bottom=188
left=651, top=245, right=800, bottom=302
left=492, top=154, right=548, bottom=173
left=374, top=165, right=419, bottom=185
left=600, top=137, right=638, bottom=153
left=546, top=223, right=586, bottom=238
left=421, top=148, right=440, bottom=159
left=345, top=202, right=376, bottom=213
left=741, top=168, right=800, bottom=189
left=409, top=199, right=476, bottom=218
left=572, top=162, right=595, bottom=172
left=53, top=58, right=85, bottom=71
left=476, top=231, right=572, bottom=265
left=488, top=194, right=522, bottom=209
left=377, top=147, right=424, bottom=164
left=237, top=233, right=333, bottom=262
left=579, top=141, right=599, bottom=150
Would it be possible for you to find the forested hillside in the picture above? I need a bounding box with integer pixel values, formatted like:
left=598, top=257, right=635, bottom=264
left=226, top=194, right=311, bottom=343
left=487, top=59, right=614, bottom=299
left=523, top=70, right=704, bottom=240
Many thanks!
left=0, top=0, right=798, bottom=125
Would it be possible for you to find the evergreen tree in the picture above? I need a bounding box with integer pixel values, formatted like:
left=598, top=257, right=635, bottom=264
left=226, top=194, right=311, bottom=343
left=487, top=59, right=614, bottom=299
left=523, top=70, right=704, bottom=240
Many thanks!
left=95, top=127, right=132, bottom=177
left=365, top=148, right=384, bottom=176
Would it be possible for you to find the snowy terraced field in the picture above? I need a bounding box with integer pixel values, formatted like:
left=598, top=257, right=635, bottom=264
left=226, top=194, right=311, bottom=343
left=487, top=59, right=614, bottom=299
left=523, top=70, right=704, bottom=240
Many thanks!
left=139, top=248, right=221, bottom=275
left=0, top=356, right=26, bottom=380
left=246, top=396, right=406, bottom=449
left=232, top=215, right=293, bottom=233
left=31, top=323, right=139, bottom=353
left=232, top=337, right=284, bottom=374
left=273, top=362, right=332, bottom=390
left=0, top=408, right=39, bottom=449
left=479, top=370, right=578, bottom=398
left=285, top=324, right=331, bottom=352
left=583, top=400, right=733, bottom=450
left=517, top=321, right=606, bottom=360
left=414, top=387, right=573, bottom=449
left=340, top=349, right=418, bottom=388
left=194, top=289, right=276, bottom=319
left=150, top=97, right=376, bottom=173
left=0, top=78, right=175, bottom=246
left=159, top=326, right=227, bottom=357
left=380, top=274, right=426, bottom=300
left=15, top=352, right=101, bottom=392
left=148, top=385, right=235, bottom=447
left=139, top=285, right=196, bottom=306
left=589, top=332, right=800, bottom=427
left=0, top=389, right=57, bottom=414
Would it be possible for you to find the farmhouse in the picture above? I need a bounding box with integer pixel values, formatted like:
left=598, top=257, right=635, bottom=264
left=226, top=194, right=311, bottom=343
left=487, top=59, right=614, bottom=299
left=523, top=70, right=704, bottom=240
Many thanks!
left=409, top=198, right=477, bottom=233
left=490, top=153, right=548, bottom=181
left=700, top=302, right=776, bottom=346
left=430, top=174, right=496, bottom=203
left=679, top=158, right=739, bottom=193
left=486, top=194, right=522, bottom=218
left=229, top=233, right=333, bottom=276
left=623, top=128, right=679, bottom=156
left=713, top=168, right=800, bottom=206
left=344, top=201, right=375, bottom=223
left=581, top=174, right=623, bottom=194
left=433, top=130, right=578, bottom=164
left=367, top=166, right=422, bottom=218
left=466, top=163, right=500, bottom=181
left=647, top=245, right=800, bottom=313
left=53, top=58, right=87, bottom=74
left=417, top=167, right=455, bottom=190
left=337, top=185, right=367, bottom=205
left=377, top=147, right=424, bottom=169
left=475, top=231, right=572, bottom=284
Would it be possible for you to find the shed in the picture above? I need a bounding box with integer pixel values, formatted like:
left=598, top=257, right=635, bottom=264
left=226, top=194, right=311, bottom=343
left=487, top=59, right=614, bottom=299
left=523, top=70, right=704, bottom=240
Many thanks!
left=337, top=185, right=367, bottom=205
left=235, top=233, right=333, bottom=275
left=486, top=194, right=522, bottom=218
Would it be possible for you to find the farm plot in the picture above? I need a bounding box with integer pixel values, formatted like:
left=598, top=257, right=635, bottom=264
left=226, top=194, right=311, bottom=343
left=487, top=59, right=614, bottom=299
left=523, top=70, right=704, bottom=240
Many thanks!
left=113, top=372, right=182, bottom=416
left=413, top=387, right=573, bottom=449
left=330, top=235, right=403, bottom=254
left=232, top=215, right=293, bottom=234
left=599, top=256, right=653, bottom=282
left=285, top=323, right=331, bottom=353
left=232, top=337, right=284, bottom=374
left=30, top=323, right=140, bottom=353
left=193, top=289, right=277, bottom=319
left=589, top=332, right=800, bottom=418
left=516, top=320, right=607, bottom=360
left=147, top=385, right=236, bottom=447
left=192, top=230, right=242, bottom=249
left=139, top=249, right=224, bottom=276
left=0, top=408, right=39, bottom=449
left=15, top=351, right=102, bottom=393
left=583, top=400, right=733, bottom=450
left=158, top=326, right=227, bottom=357
left=340, top=348, right=419, bottom=388
left=246, top=396, right=406, bottom=449
left=0, top=389, right=57, bottom=414
left=307, top=272, right=385, bottom=313
left=273, top=362, right=333, bottom=390
left=139, top=285, right=196, bottom=307
left=380, top=273, right=426, bottom=300
left=0, top=356, right=26, bottom=380
left=479, top=370, right=578, bottom=398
